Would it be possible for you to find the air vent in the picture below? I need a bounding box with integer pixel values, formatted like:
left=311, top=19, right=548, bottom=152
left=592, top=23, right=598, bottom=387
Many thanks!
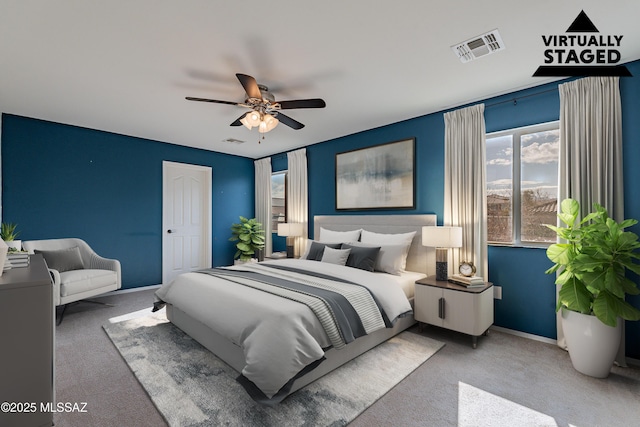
left=452, top=29, right=505, bottom=63
left=222, top=138, right=245, bottom=144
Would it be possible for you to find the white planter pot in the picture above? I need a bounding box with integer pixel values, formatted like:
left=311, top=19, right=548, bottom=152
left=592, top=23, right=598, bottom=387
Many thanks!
left=5, top=240, right=21, bottom=252
left=0, top=239, right=8, bottom=276
left=561, top=307, right=622, bottom=378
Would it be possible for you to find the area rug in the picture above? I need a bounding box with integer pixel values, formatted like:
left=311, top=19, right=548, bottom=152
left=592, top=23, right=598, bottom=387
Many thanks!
left=104, top=309, right=445, bottom=427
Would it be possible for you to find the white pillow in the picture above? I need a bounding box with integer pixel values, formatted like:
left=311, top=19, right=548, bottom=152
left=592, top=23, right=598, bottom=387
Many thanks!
left=360, top=229, right=416, bottom=246
left=375, top=244, right=410, bottom=275
left=321, top=247, right=351, bottom=265
left=319, top=227, right=362, bottom=243
left=360, top=230, right=416, bottom=270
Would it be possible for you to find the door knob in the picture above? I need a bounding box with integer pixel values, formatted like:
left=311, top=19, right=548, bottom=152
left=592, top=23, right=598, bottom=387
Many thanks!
left=167, top=229, right=175, bottom=233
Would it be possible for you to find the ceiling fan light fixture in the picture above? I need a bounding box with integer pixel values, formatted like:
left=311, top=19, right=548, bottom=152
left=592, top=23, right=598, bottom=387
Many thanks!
left=186, top=73, right=325, bottom=138
left=240, top=111, right=261, bottom=129
left=259, top=114, right=279, bottom=134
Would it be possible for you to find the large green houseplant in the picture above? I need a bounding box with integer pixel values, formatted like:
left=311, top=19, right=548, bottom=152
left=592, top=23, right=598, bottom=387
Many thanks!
left=545, top=198, right=640, bottom=325
left=229, top=216, right=265, bottom=261
left=545, top=198, right=640, bottom=377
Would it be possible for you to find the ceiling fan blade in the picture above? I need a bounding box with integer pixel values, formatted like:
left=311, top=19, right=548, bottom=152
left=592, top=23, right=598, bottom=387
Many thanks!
left=185, top=96, right=238, bottom=106
left=278, top=99, right=326, bottom=110
left=236, top=73, right=262, bottom=99
left=277, top=113, right=305, bottom=130
left=230, top=114, right=246, bottom=127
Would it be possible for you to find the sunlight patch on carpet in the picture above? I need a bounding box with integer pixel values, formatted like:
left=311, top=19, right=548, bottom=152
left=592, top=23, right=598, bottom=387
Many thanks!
left=107, top=306, right=162, bottom=323
left=458, top=382, right=560, bottom=427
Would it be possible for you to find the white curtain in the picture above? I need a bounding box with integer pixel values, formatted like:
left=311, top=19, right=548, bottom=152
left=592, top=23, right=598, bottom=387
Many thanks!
left=287, top=148, right=308, bottom=257
left=443, top=104, right=488, bottom=280
left=558, top=76, right=625, bottom=363
left=254, top=157, right=272, bottom=257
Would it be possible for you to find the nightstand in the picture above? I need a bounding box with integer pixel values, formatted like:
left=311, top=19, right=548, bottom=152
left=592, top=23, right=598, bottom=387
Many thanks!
left=415, top=276, right=494, bottom=348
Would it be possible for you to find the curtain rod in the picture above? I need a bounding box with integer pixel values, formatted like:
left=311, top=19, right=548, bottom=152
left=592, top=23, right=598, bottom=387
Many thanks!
left=255, top=152, right=286, bottom=162
left=485, top=87, right=558, bottom=108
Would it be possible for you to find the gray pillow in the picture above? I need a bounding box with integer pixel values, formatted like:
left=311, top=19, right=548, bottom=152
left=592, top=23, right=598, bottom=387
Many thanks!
left=35, top=247, right=85, bottom=272
left=321, top=247, right=351, bottom=266
left=341, top=243, right=381, bottom=272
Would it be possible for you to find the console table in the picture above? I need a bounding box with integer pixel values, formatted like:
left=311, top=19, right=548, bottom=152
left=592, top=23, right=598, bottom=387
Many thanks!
left=0, top=254, right=54, bottom=427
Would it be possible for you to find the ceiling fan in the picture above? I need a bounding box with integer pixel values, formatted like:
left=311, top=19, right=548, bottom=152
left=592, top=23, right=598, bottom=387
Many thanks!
left=186, top=73, right=326, bottom=135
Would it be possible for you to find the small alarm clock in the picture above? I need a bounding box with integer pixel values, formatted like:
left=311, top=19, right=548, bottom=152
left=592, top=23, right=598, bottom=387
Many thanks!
left=459, top=261, right=476, bottom=277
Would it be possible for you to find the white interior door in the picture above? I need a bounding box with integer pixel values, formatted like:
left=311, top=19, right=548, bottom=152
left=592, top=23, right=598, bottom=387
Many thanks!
left=162, top=161, right=212, bottom=285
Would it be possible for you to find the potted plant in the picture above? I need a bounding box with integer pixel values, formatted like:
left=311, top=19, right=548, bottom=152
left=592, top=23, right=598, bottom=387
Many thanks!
left=229, top=216, right=265, bottom=263
left=545, top=198, right=640, bottom=377
left=0, top=222, right=22, bottom=252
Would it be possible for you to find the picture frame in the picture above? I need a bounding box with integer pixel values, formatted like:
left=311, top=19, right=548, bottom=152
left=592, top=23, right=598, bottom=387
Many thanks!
left=335, top=138, right=415, bottom=210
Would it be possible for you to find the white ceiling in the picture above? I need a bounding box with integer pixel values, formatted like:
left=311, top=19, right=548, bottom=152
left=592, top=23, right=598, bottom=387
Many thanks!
left=1, top=1, right=639, bottom=159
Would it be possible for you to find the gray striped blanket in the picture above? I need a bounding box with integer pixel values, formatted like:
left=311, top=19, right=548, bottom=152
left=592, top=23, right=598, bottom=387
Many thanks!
left=200, top=263, right=386, bottom=350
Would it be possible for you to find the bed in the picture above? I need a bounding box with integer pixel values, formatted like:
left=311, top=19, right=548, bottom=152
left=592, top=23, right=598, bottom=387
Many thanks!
left=154, top=214, right=436, bottom=405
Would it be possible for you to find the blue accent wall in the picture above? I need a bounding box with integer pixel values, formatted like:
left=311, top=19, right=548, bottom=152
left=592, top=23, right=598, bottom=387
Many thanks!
left=620, top=60, right=640, bottom=360
left=1, top=114, right=254, bottom=288
left=307, top=115, right=444, bottom=220
left=275, top=59, right=640, bottom=359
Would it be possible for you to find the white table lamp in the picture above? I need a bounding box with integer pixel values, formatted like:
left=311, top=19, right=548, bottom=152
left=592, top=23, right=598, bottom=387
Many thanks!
left=422, top=226, right=463, bottom=281
left=278, top=223, right=303, bottom=258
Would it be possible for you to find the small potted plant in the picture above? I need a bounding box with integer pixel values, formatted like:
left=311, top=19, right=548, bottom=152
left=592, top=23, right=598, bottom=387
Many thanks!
left=545, top=198, right=640, bottom=377
left=229, top=216, right=265, bottom=263
left=0, top=222, right=22, bottom=252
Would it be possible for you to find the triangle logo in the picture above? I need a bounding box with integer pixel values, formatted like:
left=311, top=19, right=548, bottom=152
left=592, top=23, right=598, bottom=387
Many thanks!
left=533, top=9, right=631, bottom=77
left=566, top=10, right=599, bottom=33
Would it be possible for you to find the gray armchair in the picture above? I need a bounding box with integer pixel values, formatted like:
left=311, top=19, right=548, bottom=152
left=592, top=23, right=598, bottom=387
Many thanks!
left=22, top=238, right=121, bottom=323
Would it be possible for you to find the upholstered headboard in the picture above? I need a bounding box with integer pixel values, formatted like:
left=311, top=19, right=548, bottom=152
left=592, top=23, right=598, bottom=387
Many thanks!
left=313, top=214, right=436, bottom=275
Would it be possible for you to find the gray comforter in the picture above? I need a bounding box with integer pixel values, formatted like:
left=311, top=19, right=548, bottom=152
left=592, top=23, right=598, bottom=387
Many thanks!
left=154, top=259, right=412, bottom=401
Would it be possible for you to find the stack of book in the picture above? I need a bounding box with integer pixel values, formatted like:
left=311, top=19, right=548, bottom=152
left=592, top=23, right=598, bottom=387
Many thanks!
left=6, top=251, right=30, bottom=269
left=448, top=274, right=485, bottom=288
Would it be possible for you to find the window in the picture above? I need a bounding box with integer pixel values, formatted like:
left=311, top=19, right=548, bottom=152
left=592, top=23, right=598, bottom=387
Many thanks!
left=271, top=171, right=287, bottom=231
left=486, top=121, right=559, bottom=245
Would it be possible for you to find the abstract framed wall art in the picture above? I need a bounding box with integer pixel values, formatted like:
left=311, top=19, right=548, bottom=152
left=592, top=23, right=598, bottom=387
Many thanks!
left=335, top=138, right=415, bottom=210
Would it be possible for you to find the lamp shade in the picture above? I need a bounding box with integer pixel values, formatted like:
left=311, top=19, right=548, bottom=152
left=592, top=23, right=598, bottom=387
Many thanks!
left=278, top=223, right=303, bottom=237
left=422, top=226, right=462, bottom=248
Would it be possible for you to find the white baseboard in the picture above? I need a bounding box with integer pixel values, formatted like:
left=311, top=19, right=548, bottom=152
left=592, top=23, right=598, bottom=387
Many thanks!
left=490, top=325, right=557, bottom=345
left=490, top=325, right=640, bottom=368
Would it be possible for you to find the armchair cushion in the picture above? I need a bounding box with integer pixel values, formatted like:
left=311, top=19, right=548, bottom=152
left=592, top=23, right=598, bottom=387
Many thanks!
left=59, top=269, right=118, bottom=297
left=34, top=247, right=85, bottom=272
